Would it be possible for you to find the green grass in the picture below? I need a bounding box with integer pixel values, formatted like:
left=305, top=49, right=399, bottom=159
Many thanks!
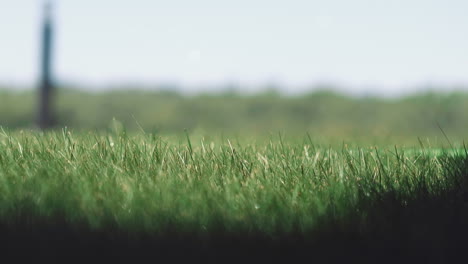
left=0, top=128, right=465, bottom=234
left=2, top=128, right=468, bottom=261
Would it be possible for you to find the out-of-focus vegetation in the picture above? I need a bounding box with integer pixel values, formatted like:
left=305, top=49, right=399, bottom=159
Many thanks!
left=0, top=88, right=467, bottom=144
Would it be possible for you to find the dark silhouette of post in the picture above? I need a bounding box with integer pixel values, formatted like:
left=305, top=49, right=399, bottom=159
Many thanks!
left=38, top=2, right=55, bottom=129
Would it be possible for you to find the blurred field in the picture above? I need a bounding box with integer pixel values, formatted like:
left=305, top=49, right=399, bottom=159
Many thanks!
left=1, top=88, right=467, bottom=145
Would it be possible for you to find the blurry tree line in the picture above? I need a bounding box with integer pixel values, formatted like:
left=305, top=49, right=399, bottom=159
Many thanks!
left=0, top=88, right=467, bottom=142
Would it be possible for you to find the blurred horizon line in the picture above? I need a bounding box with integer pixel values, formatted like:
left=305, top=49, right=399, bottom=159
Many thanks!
left=1, top=80, right=468, bottom=98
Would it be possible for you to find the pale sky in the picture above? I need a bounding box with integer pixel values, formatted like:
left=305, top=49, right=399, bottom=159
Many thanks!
left=0, top=0, right=467, bottom=95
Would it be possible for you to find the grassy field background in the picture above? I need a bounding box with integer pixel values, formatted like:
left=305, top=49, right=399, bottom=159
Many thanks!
left=1, top=88, right=468, bottom=144
left=1, top=88, right=468, bottom=261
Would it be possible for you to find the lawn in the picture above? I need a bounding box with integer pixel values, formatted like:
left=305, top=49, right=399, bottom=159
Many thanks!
left=0, top=128, right=467, bottom=262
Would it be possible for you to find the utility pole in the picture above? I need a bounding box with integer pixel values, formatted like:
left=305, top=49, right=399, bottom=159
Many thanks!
left=38, top=1, right=55, bottom=129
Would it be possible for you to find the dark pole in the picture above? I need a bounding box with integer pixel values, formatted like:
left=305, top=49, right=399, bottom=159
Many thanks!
left=38, top=2, right=55, bottom=129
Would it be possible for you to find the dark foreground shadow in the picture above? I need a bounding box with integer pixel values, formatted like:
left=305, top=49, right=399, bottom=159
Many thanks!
left=1, top=155, right=468, bottom=263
